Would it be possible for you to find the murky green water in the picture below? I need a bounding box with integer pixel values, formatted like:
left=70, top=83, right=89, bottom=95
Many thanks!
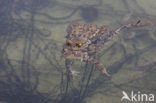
left=0, top=0, right=156, bottom=103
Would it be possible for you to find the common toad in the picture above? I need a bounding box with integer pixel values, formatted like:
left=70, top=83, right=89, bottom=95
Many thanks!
left=62, top=20, right=148, bottom=77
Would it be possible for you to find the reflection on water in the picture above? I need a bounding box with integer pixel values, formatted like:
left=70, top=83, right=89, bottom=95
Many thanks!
left=0, top=0, right=156, bottom=103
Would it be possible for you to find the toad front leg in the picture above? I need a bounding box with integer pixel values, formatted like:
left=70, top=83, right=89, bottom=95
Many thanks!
left=87, top=57, right=110, bottom=77
left=82, top=53, right=110, bottom=77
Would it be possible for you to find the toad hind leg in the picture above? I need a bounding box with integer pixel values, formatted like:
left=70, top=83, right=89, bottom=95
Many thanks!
left=87, top=57, right=110, bottom=77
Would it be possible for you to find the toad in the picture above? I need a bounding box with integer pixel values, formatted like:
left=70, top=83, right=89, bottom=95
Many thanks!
left=62, top=20, right=148, bottom=78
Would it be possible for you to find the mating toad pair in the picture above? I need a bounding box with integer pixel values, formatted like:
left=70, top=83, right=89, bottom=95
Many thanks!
left=62, top=20, right=148, bottom=78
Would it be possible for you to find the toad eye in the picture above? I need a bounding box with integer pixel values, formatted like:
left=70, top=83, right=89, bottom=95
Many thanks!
left=66, top=41, right=72, bottom=46
left=76, top=43, right=83, bottom=47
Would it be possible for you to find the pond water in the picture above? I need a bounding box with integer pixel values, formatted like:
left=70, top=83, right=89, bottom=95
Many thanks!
left=0, top=0, right=156, bottom=103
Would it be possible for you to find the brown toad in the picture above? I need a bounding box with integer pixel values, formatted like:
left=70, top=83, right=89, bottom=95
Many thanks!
left=62, top=20, right=148, bottom=77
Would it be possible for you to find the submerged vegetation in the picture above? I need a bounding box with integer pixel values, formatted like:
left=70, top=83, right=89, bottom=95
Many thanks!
left=0, top=0, right=155, bottom=103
